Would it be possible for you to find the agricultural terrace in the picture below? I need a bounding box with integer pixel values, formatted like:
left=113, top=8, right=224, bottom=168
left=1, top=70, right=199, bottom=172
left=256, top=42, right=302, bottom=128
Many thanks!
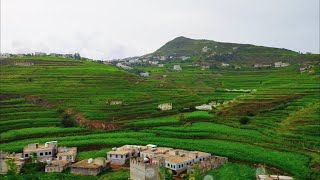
left=0, top=56, right=319, bottom=179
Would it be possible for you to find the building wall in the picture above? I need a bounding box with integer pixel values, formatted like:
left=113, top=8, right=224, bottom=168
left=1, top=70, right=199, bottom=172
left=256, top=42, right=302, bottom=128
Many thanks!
left=45, top=166, right=64, bottom=173
left=130, top=160, right=160, bottom=180
left=57, top=155, right=76, bottom=162
left=70, top=167, right=101, bottom=176
left=107, top=153, right=129, bottom=165
left=0, top=159, right=8, bottom=175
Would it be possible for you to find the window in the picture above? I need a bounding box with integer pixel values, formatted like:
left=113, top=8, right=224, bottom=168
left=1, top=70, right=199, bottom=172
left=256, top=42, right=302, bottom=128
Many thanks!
left=45, top=152, right=48, bottom=155
left=49, top=152, right=52, bottom=155
left=25, top=154, right=29, bottom=158
left=121, top=155, right=123, bottom=158
left=109, top=154, right=112, bottom=158
left=178, top=165, right=180, bottom=168
left=132, top=152, right=134, bottom=156
left=59, top=156, right=62, bottom=160
left=116, top=155, right=118, bottom=158
left=40, top=152, right=43, bottom=156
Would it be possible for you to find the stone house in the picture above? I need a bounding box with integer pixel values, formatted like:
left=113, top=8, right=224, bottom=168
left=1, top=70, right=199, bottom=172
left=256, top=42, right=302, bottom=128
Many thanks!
left=130, top=157, right=160, bottom=180
left=157, top=103, right=172, bottom=111
left=164, top=150, right=211, bottom=174
left=70, top=157, right=110, bottom=176
left=0, top=152, right=24, bottom=174
left=56, top=147, right=77, bottom=162
left=23, top=141, right=58, bottom=162
left=194, top=156, right=228, bottom=172
left=107, top=145, right=147, bottom=165
left=45, top=160, right=70, bottom=173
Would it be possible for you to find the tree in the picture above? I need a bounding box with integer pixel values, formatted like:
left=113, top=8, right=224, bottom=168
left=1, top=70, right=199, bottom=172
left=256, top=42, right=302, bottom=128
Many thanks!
left=240, top=116, right=250, bottom=125
left=61, top=113, right=76, bottom=127
left=179, top=114, right=185, bottom=123
left=6, top=158, right=18, bottom=175
left=159, top=166, right=174, bottom=180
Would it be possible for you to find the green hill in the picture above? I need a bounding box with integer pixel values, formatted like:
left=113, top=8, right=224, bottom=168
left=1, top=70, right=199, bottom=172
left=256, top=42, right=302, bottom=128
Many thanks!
left=153, top=36, right=316, bottom=64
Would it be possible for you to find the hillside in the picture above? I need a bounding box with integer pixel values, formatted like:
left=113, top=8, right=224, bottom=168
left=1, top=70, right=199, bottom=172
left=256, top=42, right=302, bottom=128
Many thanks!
left=152, top=36, right=317, bottom=64
left=0, top=51, right=319, bottom=179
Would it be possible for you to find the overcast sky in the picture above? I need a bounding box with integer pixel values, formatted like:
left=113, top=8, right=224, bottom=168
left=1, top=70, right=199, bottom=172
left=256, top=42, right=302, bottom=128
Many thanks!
left=1, top=0, right=319, bottom=60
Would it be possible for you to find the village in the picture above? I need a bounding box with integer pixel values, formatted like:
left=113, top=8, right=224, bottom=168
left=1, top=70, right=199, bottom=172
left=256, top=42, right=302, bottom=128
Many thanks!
left=0, top=141, right=293, bottom=180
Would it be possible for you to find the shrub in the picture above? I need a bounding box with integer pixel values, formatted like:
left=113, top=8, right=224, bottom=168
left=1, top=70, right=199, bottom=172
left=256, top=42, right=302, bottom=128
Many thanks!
left=240, top=117, right=250, bottom=125
left=61, top=113, right=76, bottom=127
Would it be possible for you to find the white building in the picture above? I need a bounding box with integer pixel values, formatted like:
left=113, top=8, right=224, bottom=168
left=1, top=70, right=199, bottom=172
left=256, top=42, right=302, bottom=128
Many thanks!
left=195, top=104, right=212, bottom=111
left=116, top=63, right=133, bottom=70
left=158, top=103, right=172, bottom=111
left=221, top=63, right=230, bottom=67
left=140, top=72, right=150, bottom=77
left=202, top=46, right=210, bottom=53
left=56, top=147, right=77, bottom=162
left=274, top=62, right=290, bottom=68
left=173, top=65, right=182, bottom=71
left=107, top=145, right=147, bottom=165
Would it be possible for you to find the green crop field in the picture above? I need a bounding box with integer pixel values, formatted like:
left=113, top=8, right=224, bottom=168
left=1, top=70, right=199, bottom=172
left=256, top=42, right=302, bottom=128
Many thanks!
left=0, top=52, right=319, bottom=180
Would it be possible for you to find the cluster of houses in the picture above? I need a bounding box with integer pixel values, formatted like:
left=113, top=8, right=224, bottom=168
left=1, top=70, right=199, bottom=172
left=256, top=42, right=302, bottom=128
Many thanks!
left=107, top=144, right=228, bottom=179
left=0, top=141, right=110, bottom=176
left=299, top=65, right=314, bottom=73
left=0, top=142, right=294, bottom=179
left=254, top=62, right=290, bottom=68
left=0, top=142, right=226, bottom=179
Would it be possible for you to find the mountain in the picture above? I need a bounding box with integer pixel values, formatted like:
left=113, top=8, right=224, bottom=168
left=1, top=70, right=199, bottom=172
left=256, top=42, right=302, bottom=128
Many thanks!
left=151, top=36, right=316, bottom=64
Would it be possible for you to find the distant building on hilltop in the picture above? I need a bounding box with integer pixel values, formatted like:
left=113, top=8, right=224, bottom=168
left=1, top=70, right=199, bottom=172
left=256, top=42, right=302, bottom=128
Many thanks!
left=202, top=46, right=210, bottom=53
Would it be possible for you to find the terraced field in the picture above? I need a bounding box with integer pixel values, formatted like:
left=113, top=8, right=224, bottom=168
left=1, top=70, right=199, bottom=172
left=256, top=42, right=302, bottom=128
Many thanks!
left=0, top=56, right=319, bottom=179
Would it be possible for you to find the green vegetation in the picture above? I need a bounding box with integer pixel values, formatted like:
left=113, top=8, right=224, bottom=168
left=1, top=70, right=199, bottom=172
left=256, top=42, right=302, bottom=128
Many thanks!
left=0, top=50, right=319, bottom=180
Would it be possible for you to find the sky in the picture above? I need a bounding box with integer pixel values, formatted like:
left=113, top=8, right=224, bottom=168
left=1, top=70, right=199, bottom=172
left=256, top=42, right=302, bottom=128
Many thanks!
left=1, top=0, right=319, bottom=60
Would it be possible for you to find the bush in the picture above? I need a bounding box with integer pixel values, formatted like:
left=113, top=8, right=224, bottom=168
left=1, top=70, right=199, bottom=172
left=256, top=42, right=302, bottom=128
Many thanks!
left=61, top=113, right=76, bottom=127
left=240, top=117, right=250, bottom=125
